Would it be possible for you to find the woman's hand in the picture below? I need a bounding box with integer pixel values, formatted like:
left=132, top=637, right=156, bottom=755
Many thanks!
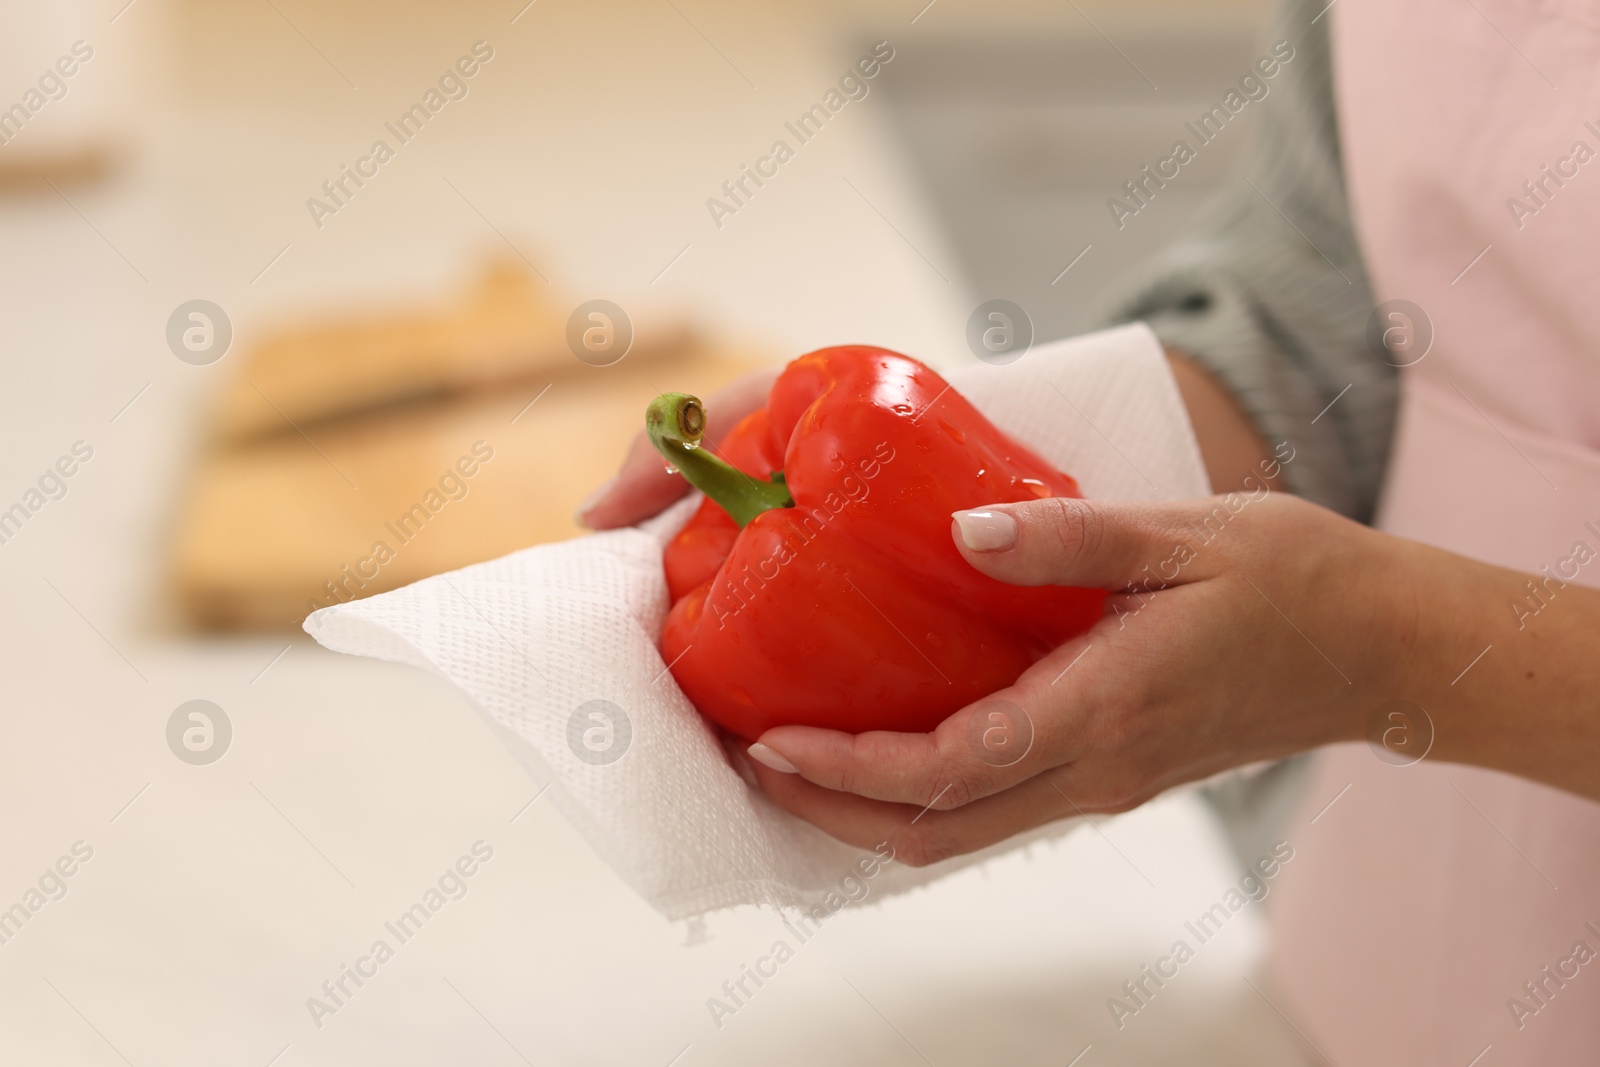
left=583, top=350, right=1600, bottom=857
left=577, top=365, right=780, bottom=530
left=734, top=490, right=1447, bottom=866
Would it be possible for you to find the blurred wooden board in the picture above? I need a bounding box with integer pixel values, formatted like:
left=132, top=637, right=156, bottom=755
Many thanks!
left=212, top=260, right=689, bottom=442
left=0, top=146, right=117, bottom=190
left=173, top=346, right=766, bottom=630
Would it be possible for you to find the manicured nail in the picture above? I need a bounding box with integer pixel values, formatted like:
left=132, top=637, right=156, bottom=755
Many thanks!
left=747, top=742, right=798, bottom=773
left=952, top=509, right=1017, bottom=551
left=574, top=476, right=617, bottom=526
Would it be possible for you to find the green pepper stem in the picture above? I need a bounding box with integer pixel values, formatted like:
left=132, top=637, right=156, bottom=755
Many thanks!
left=645, top=392, right=793, bottom=527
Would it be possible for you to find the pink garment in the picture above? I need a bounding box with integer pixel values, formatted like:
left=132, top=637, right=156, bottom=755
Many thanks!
left=1267, top=1, right=1600, bottom=1063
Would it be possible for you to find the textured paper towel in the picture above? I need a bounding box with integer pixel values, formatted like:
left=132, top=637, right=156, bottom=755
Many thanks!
left=306, top=323, right=1209, bottom=920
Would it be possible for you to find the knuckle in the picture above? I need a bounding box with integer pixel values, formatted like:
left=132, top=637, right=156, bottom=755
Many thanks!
left=1065, top=780, right=1119, bottom=815
left=925, top=733, right=982, bottom=810
left=843, top=732, right=902, bottom=799
left=1039, top=497, right=1105, bottom=564
left=1104, top=776, right=1154, bottom=814
left=1082, top=765, right=1150, bottom=814
left=840, top=731, right=902, bottom=796
left=931, top=774, right=976, bottom=811
left=896, top=827, right=957, bottom=869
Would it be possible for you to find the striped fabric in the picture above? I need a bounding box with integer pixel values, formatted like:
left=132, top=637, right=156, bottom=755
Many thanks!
left=1095, top=0, right=1398, bottom=522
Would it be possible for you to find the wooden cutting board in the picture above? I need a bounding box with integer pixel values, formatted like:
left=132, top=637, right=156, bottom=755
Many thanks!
left=170, top=261, right=768, bottom=630
left=210, top=260, right=690, bottom=442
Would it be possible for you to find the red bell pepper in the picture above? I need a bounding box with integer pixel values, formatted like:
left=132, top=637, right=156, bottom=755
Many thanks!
left=647, top=345, right=1104, bottom=741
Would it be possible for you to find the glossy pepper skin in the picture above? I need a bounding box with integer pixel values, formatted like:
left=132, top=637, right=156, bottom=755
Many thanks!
left=655, top=345, right=1105, bottom=741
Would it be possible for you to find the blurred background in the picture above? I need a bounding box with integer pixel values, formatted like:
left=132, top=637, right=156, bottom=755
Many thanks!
left=0, top=0, right=1318, bottom=1063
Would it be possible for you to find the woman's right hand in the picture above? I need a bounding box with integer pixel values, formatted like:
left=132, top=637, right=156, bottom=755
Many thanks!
left=576, top=365, right=780, bottom=530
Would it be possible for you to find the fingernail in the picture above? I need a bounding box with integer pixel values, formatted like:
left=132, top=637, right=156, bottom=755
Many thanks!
left=952, top=509, right=1017, bottom=551
left=574, top=476, right=617, bottom=526
left=747, top=742, right=798, bottom=774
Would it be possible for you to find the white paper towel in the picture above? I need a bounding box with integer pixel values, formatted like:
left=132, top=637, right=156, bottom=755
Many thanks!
left=306, top=323, right=1210, bottom=920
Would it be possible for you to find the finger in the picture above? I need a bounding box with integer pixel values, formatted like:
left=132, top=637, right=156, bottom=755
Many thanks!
left=750, top=654, right=1090, bottom=810
left=949, top=497, right=1215, bottom=589
left=576, top=430, right=687, bottom=530
left=578, top=365, right=780, bottom=529
left=745, top=745, right=1083, bottom=867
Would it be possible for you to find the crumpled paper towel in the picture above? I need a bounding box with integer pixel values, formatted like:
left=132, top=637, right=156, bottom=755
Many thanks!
left=306, top=323, right=1210, bottom=921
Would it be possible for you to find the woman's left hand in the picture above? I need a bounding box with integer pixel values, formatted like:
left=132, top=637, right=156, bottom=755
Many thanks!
left=735, top=490, right=1453, bottom=866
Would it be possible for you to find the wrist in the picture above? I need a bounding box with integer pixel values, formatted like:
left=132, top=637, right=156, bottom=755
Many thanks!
left=1363, top=539, right=1522, bottom=771
left=1301, top=518, right=1438, bottom=750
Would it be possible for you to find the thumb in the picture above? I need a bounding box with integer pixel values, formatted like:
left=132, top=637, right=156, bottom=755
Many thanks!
left=950, top=497, right=1202, bottom=589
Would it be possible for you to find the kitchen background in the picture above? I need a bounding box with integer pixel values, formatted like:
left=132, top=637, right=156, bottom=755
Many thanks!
left=0, top=0, right=1315, bottom=1063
